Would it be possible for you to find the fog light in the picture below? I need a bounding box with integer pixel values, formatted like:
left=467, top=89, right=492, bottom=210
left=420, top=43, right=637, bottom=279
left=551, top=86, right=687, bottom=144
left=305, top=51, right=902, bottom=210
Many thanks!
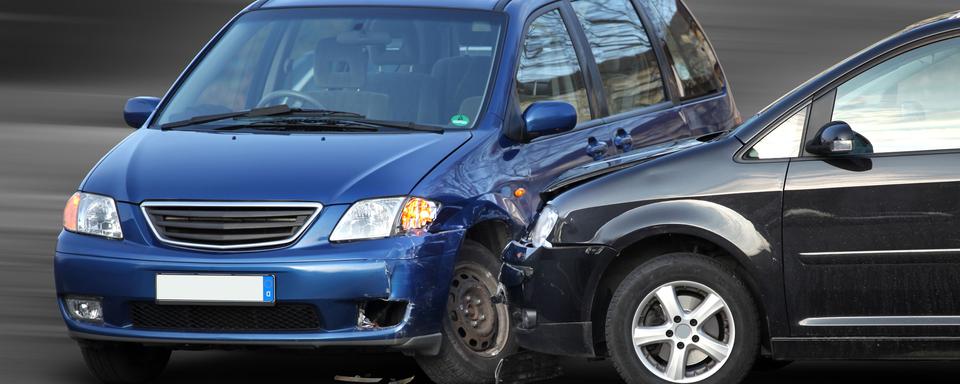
left=64, top=296, right=103, bottom=323
left=357, top=300, right=409, bottom=330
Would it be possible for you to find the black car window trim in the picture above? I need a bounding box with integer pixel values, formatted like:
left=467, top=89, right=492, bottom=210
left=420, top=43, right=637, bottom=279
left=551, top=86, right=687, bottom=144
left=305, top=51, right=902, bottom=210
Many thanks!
left=809, top=31, right=960, bottom=102
left=510, top=1, right=604, bottom=133
left=797, top=31, right=960, bottom=159
left=801, top=89, right=837, bottom=155
left=734, top=30, right=960, bottom=163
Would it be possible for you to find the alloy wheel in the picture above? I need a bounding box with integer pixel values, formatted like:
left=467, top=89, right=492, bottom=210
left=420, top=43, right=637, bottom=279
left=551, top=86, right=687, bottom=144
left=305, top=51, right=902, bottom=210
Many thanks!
left=631, top=280, right=735, bottom=383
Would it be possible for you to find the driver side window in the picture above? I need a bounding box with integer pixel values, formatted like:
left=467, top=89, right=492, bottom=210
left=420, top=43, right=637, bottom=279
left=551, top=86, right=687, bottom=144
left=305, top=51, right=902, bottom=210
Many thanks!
left=516, top=10, right=592, bottom=124
left=832, top=37, right=960, bottom=154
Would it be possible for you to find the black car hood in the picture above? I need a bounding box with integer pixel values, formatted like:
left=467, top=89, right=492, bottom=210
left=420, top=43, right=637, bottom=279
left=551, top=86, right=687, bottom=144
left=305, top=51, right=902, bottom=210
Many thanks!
left=543, top=137, right=706, bottom=198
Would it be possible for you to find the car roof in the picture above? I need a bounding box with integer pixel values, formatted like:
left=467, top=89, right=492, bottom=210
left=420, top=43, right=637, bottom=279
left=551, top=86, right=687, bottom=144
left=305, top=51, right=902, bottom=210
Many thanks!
left=734, top=9, right=960, bottom=142
left=902, top=10, right=960, bottom=33
left=259, top=0, right=503, bottom=11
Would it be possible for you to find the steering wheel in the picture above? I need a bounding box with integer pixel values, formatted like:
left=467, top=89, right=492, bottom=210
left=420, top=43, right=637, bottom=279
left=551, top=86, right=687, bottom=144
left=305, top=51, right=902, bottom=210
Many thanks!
left=256, top=90, right=326, bottom=109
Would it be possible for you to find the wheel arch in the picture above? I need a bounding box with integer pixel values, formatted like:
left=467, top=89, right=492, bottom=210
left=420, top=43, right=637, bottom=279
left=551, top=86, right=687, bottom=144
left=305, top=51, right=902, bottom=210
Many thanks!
left=580, top=201, right=776, bottom=357
left=464, top=219, right=512, bottom=257
left=436, top=191, right=527, bottom=258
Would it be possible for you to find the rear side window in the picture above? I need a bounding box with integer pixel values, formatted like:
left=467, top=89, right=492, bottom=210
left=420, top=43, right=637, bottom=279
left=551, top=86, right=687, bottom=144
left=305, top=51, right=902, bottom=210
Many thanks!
left=571, top=0, right=666, bottom=116
left=516, top=10, right=592, bottom=123
left=647, top=0, right=724, bottom=100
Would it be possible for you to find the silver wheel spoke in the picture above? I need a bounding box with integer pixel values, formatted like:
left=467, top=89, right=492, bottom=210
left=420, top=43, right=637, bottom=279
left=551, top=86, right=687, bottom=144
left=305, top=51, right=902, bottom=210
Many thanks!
left=655, top=285, right=684, bottom=320
left=689, top=293, right=724, bottom=323
left=664, top=345, right=688, bottom=381
left=694, top=332, right=730, bottom=362
left=633, top=324, right=672, bottom=347
left=633, top=281, right=735, bottom=383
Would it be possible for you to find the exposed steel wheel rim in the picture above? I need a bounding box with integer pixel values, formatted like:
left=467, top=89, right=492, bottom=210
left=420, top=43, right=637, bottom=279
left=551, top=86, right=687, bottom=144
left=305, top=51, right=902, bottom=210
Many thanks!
left=631, top=281, right=735, bottom=383
left=448, top=262, right=509, bottom=357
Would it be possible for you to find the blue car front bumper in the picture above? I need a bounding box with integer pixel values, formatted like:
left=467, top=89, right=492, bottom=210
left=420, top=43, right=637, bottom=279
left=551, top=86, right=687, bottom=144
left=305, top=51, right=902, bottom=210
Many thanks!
left=55, top=205, right=462, bottom=355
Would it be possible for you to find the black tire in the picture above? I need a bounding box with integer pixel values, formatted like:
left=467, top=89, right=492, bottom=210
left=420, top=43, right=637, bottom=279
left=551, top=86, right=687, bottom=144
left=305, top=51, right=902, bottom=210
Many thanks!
left=605, top=253, right=759, bottom=384
left=416, top=240, right=518, bottom=384
left=752, top=356, right=792, bottom=372
left=80, top=341, right=171, bottom=384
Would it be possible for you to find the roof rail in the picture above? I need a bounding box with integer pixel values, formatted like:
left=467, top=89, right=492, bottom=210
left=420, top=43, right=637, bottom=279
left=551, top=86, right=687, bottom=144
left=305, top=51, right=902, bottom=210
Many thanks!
left=248, top=0, right=272, bottom=10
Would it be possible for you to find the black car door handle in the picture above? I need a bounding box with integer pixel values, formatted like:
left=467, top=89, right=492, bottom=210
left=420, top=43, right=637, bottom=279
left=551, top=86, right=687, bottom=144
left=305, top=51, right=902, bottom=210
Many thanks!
left=586, top=137, right=608, bottom=160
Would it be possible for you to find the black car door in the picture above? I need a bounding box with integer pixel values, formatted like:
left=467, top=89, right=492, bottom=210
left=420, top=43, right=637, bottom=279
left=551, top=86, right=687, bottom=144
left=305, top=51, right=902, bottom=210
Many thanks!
left=782, top=35, right=960, bottom=337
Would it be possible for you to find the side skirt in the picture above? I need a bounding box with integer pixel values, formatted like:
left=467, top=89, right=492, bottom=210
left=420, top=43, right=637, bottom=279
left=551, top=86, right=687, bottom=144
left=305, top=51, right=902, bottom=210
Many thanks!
left=772, top=337, right=960, bottom=360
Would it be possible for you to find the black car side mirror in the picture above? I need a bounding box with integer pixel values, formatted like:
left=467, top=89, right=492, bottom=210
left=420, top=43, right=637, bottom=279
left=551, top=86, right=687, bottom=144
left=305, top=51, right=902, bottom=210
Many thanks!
left=806, top=121, right=873, bottom=156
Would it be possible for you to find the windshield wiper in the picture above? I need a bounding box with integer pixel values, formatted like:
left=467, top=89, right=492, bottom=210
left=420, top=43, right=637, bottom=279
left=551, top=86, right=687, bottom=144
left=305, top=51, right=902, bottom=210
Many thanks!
left=215, top=117, right=444, bottom=134
left=160, top=104, right=365, bottom=130
left=350, top=118, right=445, bottom=134
left=215, top=118, right=380, bottom=132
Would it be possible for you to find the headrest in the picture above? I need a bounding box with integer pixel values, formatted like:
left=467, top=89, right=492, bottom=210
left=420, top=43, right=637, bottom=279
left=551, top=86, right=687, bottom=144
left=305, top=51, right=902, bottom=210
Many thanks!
left=314, top=37, right=369, bottom=89
left=456, top=21, right=497, bottom=48
left=368, top=20, right=420, bottom=66
left=337, top=31, right=391, bottom=46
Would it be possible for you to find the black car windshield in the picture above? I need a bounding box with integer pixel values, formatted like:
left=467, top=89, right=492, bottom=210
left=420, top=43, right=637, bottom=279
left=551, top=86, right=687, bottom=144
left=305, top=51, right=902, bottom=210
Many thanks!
left=153, top=8, right=505, bottom=130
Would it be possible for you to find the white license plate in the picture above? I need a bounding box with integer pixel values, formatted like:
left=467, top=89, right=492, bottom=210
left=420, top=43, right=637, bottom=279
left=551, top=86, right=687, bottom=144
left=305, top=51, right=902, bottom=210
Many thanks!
left=156, top=274, right=275, bottom=305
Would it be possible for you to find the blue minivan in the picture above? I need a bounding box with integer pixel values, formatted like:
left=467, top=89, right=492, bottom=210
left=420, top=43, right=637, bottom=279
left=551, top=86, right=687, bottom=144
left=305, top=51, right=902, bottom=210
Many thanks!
left=55, top=0, right=737, bottom=382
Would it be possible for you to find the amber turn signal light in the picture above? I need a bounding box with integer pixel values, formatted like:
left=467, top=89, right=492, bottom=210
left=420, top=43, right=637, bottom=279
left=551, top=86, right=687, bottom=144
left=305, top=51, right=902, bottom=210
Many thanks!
left=63, top=192, right=81, bottom=232
left=399, top=197, right=438, bottom=233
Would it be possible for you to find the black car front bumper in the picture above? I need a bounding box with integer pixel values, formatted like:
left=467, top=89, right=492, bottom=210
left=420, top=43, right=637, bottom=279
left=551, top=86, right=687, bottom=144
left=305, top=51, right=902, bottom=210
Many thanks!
left=501, top=241, right=618, bottom=357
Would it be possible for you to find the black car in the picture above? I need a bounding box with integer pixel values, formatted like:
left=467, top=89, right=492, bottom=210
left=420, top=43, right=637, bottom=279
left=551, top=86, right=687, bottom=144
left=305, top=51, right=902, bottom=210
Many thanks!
left=501, top=10, right=960, bottom=384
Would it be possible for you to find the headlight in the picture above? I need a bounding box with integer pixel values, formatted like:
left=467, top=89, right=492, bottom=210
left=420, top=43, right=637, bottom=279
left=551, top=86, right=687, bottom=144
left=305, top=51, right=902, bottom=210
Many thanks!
left=330, top=197, right=439, bottom=242
left=63, top=192, right=123, bottom=239
left=529, top=205, right=559, bottom=248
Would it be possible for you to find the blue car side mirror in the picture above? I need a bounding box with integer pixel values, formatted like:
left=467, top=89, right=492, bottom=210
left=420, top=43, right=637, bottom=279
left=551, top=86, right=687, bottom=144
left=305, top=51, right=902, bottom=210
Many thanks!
left=522, top=101, right=578, bottom=141
left=124, top=97, right=161, bottom=128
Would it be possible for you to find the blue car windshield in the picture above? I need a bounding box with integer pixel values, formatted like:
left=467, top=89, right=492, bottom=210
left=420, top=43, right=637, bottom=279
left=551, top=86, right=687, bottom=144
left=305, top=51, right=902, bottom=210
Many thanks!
left=153, top=8, right=505, bottom=130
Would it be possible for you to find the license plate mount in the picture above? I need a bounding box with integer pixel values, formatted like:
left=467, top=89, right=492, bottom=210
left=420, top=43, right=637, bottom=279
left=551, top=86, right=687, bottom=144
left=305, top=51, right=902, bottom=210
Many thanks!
left=155, top=274, right=275, bottom=306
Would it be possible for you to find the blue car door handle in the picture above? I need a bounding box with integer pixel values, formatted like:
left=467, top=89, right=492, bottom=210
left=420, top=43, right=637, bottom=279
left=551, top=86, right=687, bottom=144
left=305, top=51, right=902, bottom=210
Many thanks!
left=586, top=137, right=608, bottom=160
left=613, top=129, right=633, bottom=153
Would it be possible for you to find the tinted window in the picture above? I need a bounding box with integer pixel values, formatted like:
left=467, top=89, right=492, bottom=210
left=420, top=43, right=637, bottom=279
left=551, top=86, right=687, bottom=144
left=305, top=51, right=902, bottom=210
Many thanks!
left=747, top=107, right=807, bottom=160
left=647, top=0, right=723, bottom=99
left=155, top=8, right=504, bottom=129
left=571, top=0, right=666, bottom=115
left=833, top=38, right=960, bottom=154
left=517, top=10, right=592, bottom=123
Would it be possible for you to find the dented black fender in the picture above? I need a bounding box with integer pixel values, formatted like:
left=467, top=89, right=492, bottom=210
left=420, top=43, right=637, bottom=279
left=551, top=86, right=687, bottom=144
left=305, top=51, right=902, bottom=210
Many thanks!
left=503, top=137, right=793, bottom=356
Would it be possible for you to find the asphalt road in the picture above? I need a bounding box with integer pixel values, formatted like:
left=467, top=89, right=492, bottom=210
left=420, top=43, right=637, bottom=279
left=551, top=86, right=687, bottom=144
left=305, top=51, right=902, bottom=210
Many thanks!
left=3, top=1, right=960, bottom=383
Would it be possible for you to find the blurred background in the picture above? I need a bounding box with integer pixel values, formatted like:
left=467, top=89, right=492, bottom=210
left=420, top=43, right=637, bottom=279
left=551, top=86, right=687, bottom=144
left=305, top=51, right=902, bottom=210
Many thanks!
left=2, top=1, right=960, bottom=383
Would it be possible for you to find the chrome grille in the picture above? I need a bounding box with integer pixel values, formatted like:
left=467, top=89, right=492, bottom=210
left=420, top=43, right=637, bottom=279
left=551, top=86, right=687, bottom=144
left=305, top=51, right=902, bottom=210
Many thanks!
left=141, top=202, right=322, bottom=250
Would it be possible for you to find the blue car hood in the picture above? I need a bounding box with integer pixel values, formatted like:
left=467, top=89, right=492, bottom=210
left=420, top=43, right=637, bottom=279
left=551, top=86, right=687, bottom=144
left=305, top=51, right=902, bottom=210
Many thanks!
left=81, top=129, right=471, bottom=204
